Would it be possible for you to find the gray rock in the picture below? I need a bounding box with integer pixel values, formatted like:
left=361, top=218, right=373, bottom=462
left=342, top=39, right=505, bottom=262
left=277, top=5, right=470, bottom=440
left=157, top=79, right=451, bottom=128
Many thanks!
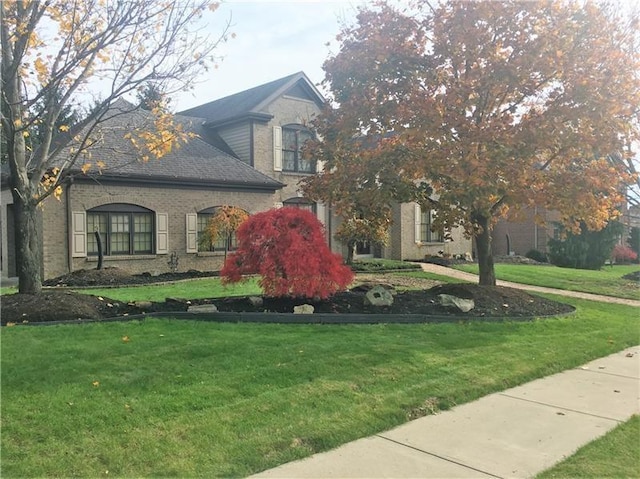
left=364, top=285, right=394, bottom=307
left=248, top=296, right=264, bottom=307
left=437, top=294, right=475, bottom=312
left=293, top=304, right=315, bottom=314
left=187, top=304, right=218, bottom=313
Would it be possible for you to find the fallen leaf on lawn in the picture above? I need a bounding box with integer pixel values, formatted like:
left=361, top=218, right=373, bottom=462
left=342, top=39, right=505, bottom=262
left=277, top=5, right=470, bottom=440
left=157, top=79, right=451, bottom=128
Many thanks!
left=92, top=381, right=100, bottom=387
left=122, top=336, right=130, bottom=343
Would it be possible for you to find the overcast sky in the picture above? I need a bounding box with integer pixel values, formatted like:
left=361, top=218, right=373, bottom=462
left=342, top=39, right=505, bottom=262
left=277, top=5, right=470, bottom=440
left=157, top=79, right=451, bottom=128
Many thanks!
left=174, top=0, right=366, bottom=111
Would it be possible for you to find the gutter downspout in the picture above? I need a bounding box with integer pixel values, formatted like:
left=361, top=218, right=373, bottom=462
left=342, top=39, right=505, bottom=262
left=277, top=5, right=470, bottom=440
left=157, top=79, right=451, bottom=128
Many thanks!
left=66, top=178, right=73, bottom=273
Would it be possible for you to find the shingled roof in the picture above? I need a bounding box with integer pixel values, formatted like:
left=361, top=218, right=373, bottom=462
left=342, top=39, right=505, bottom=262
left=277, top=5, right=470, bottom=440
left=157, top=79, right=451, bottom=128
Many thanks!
left=178, top=71, right=325, bottom=126
left=64, top=99, right=284, bottom=191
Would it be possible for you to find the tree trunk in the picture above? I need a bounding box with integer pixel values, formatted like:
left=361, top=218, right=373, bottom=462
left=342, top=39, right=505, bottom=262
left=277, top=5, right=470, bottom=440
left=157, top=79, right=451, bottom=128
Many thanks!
left=13, top=196, right=43, bottom=294
left=474, top=214, right=496, bottom=286
left=345, top=240, right=356, bottom=265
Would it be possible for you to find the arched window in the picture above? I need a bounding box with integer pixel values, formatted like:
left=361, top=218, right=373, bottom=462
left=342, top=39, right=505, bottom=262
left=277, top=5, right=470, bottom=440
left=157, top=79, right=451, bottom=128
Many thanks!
left=283, top=197, right=316, bottom=214
left=197, top=206, right=246, bottom=252
left=282, top=124, right=315, bottom=173
left=87, top=204, right=154, bottom=255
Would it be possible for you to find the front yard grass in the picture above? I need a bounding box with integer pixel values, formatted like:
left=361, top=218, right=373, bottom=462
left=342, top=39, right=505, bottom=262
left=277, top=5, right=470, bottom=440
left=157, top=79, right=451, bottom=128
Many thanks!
left=73, top=277, right=262, bottom=303
left=537, top=415, right=639, bottom=478
left=2, top=296, right=638, bottom=477
left=454, top=263, right=640, bottom=300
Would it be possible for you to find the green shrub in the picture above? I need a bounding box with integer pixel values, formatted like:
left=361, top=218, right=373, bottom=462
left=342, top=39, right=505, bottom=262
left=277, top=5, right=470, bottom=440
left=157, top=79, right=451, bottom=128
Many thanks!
left=525, top=249, right=548, bottom=263
left=548, top=221, right=623, bottom=270
left=628, top=227, right=640, bottom=259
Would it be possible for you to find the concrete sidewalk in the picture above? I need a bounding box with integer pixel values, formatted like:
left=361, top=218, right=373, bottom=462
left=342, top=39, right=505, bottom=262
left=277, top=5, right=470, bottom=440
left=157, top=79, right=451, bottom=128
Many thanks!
left=251, top=346, right=640, bottom=478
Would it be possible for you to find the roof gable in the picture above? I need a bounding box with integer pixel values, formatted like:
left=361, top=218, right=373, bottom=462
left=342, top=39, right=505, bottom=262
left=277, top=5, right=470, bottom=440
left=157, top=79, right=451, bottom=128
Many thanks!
left=178, top=71, right=325, bottom=126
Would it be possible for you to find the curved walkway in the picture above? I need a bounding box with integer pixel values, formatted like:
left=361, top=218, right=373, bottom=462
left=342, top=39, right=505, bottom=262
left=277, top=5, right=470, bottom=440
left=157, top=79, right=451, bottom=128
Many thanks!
left=418, top=262, right=640, bottom=307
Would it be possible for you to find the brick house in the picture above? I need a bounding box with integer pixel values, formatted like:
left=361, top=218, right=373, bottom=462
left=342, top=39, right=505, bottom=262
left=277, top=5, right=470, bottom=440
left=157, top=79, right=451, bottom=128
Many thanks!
left=491, top=207, right=561, bottom=257
left=1, top=72, right=471, bottom=281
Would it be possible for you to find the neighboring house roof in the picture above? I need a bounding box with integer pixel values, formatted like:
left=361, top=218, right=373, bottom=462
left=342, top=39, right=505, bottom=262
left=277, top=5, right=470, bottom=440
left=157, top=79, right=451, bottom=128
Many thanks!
left=178, top=71, right=325, bottom=127
left=35, top=99, right=284, bottom=191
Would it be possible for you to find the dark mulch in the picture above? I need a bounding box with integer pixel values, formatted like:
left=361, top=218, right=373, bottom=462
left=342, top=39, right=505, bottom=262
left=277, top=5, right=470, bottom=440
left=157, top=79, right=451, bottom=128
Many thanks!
left=2, top=267, right=574, bottom=324
left=622, top=270, right=640, bottom=282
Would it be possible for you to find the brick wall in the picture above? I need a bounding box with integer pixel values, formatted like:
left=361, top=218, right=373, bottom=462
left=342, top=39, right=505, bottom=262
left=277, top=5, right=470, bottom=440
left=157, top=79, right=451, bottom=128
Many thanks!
left=41, top=181, right=276, bottom=279
left=390, top=202, right=472, bottom=260
left=492, top=207, right=560, bottom=256
left=253, top=95, right=322, bottom=204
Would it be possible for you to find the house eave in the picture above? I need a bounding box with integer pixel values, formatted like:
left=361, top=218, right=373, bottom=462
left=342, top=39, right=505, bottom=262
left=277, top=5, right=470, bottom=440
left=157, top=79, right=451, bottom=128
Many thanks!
left=71, top=173, right=285, bottom=193
left=202, top=112, right=273, bottom=129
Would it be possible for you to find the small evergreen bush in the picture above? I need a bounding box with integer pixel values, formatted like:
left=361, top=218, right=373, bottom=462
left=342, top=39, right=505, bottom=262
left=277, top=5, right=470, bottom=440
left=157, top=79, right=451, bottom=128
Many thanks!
left=628, top=227, right=640, bottom=260
left=547, top=221, right=623, bottom=270
left=525, top=249, right=548, bottom=263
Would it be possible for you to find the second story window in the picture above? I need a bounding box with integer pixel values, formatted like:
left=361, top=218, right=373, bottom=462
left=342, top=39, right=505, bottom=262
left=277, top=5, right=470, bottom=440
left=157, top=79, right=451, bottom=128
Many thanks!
left=282, top=126, right=315, bottom=173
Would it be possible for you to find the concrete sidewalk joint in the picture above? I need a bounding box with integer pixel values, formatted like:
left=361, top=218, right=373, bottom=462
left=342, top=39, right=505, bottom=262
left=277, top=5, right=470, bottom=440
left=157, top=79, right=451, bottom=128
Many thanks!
left=251, top=347, right=640, bottom=479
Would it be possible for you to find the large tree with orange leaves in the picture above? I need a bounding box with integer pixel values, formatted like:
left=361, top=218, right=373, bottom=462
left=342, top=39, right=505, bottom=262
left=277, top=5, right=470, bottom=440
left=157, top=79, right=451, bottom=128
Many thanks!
left=303, top=0, right=639, bottom=285
left=1, top=0, right=231, bottom=293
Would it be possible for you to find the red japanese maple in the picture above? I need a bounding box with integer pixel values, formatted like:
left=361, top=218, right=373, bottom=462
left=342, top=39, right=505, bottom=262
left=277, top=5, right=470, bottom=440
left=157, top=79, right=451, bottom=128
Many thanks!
left=221, top=208, right=353, bottom=299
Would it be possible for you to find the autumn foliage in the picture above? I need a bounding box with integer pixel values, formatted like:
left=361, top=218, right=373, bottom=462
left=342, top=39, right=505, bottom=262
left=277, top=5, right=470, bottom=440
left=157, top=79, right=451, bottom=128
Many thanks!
left=303, top=0, right=640, bottom=285
left=2, top=0, right=230, bottom=293
left=221, top=208, right=353, bottom=299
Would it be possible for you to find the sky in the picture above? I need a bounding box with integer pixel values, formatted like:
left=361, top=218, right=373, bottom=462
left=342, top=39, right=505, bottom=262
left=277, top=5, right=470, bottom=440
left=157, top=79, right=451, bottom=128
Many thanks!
left=174, top=0, right=367, bottom=111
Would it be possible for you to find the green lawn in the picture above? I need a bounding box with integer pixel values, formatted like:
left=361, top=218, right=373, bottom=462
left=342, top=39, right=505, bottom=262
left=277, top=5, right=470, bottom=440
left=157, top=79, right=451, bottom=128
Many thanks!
left=73, top=276, right=262, bottom=303
left=537, top=415, right=639, bottom=479
left=2, top=297, right=638, bottom=477
left=454, top=263, right=640, bottom=300
left=79, top=271, right=459, bottom=303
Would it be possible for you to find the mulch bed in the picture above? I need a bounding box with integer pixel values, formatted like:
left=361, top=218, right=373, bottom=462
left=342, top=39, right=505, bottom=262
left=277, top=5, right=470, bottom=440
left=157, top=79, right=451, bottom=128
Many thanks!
left=2, top=268, right=575, bottom=325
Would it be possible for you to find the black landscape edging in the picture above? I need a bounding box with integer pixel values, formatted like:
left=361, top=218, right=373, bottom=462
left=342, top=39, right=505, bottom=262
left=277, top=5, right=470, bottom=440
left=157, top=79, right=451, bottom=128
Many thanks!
left=8, top=307, right=576, bottom=327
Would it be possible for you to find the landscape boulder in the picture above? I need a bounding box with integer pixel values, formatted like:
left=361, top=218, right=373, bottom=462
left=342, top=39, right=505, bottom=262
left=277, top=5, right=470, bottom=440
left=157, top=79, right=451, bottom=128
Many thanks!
left=437, top=294, right=475, bottom=313
left=364, top=285, right=394, bottom=307
left=248, top=296, right=264, bottom=307
left=187, top=304, right=218, bottom=313
left=293, top=304, right=315, bottom=314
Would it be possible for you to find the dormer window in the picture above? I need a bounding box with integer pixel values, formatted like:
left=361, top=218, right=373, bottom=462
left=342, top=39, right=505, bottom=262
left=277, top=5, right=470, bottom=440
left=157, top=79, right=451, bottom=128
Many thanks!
left=282, top=125, right=315, bottom=173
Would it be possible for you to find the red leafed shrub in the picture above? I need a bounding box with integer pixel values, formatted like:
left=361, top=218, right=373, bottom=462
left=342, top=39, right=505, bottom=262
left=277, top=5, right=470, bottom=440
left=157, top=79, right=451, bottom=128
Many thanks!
left=612, top=244, right=638, bottom=264
left=221, top=208, right=354, bottom=299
